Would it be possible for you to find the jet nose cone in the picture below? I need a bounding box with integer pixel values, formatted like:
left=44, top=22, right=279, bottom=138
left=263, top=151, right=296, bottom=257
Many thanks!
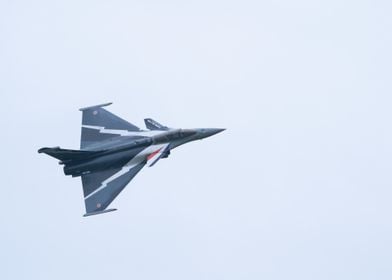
left=201, top=128, right=226, bottom=139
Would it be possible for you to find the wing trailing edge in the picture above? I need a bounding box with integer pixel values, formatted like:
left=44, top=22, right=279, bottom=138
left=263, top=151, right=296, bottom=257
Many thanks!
left=38, top=147, right=99, bottom=162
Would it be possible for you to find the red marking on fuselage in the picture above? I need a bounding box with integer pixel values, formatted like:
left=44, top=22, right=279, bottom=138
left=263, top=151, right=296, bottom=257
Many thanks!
left=147, top=148, right=162, bottom=160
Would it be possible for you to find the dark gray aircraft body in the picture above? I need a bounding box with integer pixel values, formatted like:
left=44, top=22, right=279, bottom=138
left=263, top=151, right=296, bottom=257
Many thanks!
left=38, top=103, right=224, bottom=217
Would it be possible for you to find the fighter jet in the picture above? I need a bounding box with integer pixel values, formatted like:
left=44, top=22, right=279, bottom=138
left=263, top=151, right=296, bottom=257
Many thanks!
left=38, top=103, right=225, bottom=217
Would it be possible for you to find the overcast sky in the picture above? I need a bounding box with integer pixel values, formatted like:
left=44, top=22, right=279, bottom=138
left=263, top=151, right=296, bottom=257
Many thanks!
left=1, top=0, right=391, bottom=279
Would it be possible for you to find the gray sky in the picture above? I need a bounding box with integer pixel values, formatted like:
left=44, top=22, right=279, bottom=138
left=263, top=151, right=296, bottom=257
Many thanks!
left=1, top=0, right=391, bottom=279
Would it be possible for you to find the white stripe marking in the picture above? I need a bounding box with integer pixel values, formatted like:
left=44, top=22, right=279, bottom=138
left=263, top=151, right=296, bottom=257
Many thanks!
left=84, top=161, right=141, bottom=200
left=82, top=125, right=161, bottom=137
left=84, top=143, right=169, bottom=200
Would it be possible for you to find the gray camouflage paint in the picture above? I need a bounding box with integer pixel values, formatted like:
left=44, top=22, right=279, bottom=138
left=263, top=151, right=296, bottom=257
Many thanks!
left=38, top=103, right=225, bottom=216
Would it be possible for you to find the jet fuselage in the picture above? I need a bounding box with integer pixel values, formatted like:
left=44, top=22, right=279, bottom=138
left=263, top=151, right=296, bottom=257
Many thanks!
left=63, top=128, right=221, bottom=177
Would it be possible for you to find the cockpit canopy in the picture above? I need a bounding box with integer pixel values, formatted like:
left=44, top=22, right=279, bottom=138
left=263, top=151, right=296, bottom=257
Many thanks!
left=153, top=129, right=196, bottom=143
